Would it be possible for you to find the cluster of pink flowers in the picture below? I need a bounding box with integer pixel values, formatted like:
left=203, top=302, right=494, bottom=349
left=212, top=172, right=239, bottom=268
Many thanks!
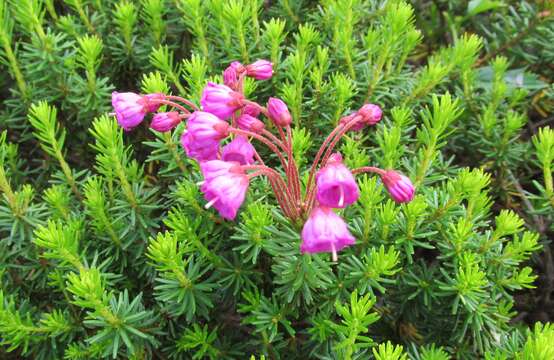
left=111, top=59, right=415, bottom=261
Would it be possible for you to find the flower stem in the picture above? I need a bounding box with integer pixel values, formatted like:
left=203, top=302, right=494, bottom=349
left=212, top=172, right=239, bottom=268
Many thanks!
left=150, top=99, right=190, bottom=114
left=305, top=115, right=362, bottom=202
left=229, top=128, right=288, bottom=170
left=351, top=167, right=386, bottom=176
left=163, top=95, right=199, bottom=110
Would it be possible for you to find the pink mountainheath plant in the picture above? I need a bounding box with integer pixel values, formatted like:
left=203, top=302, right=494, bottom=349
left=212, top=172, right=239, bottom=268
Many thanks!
left=110, top=60, right=415, bottom=260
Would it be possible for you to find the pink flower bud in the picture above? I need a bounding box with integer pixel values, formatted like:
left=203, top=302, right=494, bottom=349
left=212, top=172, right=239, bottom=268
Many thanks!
left=143, top=93, right=165, bottom=112
left=223, top=62, right=244, bottom=89
left=200, top=160, right=250, bottom=220
left=339, top=104, right=383, bottom=132
left=150, top=111, right=181, bottom=132
left=301, top=207, right=355, bottom=259
left=267, top=97, right=292, bottom=127
left=201, top=82, right=244, bottom=120
left=381, top=170, right=415, bottom=203
left=223, top=66, right=238, bottom=89
left=241, top=103, right=262, bottom=117
left=222, top=136, right=255, bottom=165
left=245, top=60, right=273, bottom=80
left=237, top=114, right=265, bottom=133
left=357, top=104, right=382, bottom=126
left=112, top=92, right=163, bottom=131
left=316, top=153, right=359, bottom=208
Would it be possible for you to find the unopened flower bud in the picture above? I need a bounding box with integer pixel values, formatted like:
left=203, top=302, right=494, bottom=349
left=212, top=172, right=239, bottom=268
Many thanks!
left=111, top=92, right=164, bottom=131
left=381, top=170, right=415, bottom=203
left=237, top=114, right=265, bottom=133
left=267, top=97, right=292, bottom=127
left=357, top=104, right=382, bottom=126
left=245, top=60, right=273, bottom=80
left=150, top=111, right=181, bottom=132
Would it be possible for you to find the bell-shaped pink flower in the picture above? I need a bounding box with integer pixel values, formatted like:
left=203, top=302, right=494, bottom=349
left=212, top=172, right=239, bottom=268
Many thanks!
left=381, top=170, right=415, bottom=203
left=200, top=160, right=250, bottom=220
left=181, top=132, right=220, bottom=161
left=223, top=66, right=238, bottom=89
left=301, top=207, right=355, bottom=260
left=201, top=82, right=244, bottom=120
left=150, top=111, right=181, bottom=132
left=267, top=97, right=292, bottom=127
left=237, top=114, right=265, bottom=133
left=186, top=111, right=229, bottom=143
left=180, top=111, right=228, bottom=161
left=222, top=136, right=255, bottom=165
left=340, top=104, right=382, bottom=132
left=112, top=92, right=163, bottom=131
left=316, top=153, right=359, bottom=208
left=245, top=60, right=273, bottom=80
left=223, top=62, right=244, bottom=89
left=241, top=103, right=261, bottom=117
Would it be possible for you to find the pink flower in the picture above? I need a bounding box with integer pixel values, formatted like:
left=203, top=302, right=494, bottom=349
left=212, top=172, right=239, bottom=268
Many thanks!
left=241, top=103, right=261, bottom=117
left=339, top=104, right=382, bottom=132
left=300, top=207, right=355, bottom=259
left=222, top=136, right=255, bottom=165
left=181, top=132, right=220, bottom=161
left=358, top=104, right=382, bottom=125
left=245, top=60, right=273, bottom=80
left=143, top=93, right=165, bottom=112
left=267, top=97, right=292, bottom=127
left=112, top=92, right=163, bottom=131
left=201, top=82, right=244, bottom=120
left=381, top=170, right=415, bottom=203
left=223, top=62, right=244, bottom=89
left=180, top=111, right=229, bottom=161
left=186, top=111, right=229, bottom=143
left=237, top=114, right=265, bottom=133
left=150, top=111, right=181, bottom=132
left=316, top=153, right=359, bottom=208
left=200, top=160, right=250, bottom=220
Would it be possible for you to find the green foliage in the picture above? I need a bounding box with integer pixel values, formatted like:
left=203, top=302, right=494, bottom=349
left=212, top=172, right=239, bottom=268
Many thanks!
left=0, top=0, right=552, bottom=359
